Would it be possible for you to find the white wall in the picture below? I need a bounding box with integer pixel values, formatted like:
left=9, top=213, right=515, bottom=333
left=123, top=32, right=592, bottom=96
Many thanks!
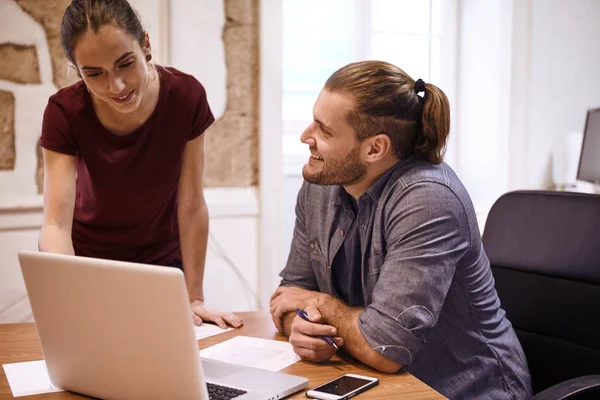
left=523, top=0, right=600, bottom=189
left=128, top=0, right=170, bottom=65
left=169, top=0, right=227, bottom=119
left=282, top=175, right=302, bottom=269
left=455, top=0, right=600, bottom=221
left=258, top=0, right=285, bottom=308
left=0, top=222, right=40, bottom=323
left=454, top=0, right=514, bottom=211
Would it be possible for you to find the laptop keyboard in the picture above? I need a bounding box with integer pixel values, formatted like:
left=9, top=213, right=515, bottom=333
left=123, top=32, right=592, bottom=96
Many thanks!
left=206, top=382, right=247, bottom=399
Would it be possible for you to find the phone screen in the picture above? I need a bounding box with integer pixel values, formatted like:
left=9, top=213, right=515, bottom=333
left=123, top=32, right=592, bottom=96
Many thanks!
left=314, top=376, right=373, bottom=395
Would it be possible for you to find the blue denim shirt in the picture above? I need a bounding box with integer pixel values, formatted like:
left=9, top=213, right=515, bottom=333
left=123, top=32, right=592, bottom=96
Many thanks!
left=280, top=159, right=533, bottom=399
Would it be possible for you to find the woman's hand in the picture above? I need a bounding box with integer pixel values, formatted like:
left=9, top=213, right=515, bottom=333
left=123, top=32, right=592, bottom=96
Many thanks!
left=190, top=300, right=243, bottom=329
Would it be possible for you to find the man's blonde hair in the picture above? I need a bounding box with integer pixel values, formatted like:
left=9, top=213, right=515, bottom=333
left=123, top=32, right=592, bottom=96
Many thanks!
left=324, top=61, right=450, bottom=163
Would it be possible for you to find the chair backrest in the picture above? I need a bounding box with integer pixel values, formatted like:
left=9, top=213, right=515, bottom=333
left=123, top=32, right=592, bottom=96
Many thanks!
left=482, top=190, right=600, bottom=395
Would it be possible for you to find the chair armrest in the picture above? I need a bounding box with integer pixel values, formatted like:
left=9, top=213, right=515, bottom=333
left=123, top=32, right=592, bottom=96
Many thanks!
left=532, top=375, right=600, bottom=400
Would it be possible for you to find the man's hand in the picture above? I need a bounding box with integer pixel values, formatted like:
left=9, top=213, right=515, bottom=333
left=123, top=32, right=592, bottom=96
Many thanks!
left=289, top=304, right=343, bottom=363
left=270, top=286, right=323, bottom=332
left=190, top=300, right=243, bottom=329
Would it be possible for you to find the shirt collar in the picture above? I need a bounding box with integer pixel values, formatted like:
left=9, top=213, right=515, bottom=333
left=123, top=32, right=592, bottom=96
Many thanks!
left=363, top=161, right=401, bottom=202
left=332, top=157, right=414, bottom=207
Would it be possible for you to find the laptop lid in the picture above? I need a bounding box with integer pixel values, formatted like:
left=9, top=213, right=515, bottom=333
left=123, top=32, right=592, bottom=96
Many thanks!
left=18, top=250, right=208, bottom=400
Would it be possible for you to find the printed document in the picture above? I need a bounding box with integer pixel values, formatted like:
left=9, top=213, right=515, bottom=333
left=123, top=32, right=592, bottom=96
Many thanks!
left=200, top=336, right=300, bottom=371
left=194, top=323, right=232, bottom=340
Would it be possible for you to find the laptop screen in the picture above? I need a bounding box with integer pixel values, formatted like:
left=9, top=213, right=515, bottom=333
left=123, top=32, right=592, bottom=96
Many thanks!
left=577, top=108, right=600, bottom=184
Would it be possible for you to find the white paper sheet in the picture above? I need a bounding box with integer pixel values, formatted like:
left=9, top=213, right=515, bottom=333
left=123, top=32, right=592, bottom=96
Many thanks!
left=2, top=360, right=63, bottom=397
left=194, top=323, right=232, bottom=340
left=199, top=336, right=300, bottom=372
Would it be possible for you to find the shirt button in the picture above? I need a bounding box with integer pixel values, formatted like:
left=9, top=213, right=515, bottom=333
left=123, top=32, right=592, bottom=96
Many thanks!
left=327, top=265, right=331, bottom=270
left=340, top=230, right=345, bottom=236
left=310, top=242, right=315, bottom=249
left=361, top=224, right=366, bottom=231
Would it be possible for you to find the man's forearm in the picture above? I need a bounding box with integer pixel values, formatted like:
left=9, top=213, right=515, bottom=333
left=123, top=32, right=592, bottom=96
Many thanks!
left=318, top=295, right=402, bottom=373
left=179, top=205, right=209, bottom=301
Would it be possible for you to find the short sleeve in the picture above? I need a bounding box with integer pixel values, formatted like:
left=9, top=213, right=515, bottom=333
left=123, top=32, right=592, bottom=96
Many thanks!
left=189, top=77, right=215, bottom=141
left=40, top=99, right=78, bottom=155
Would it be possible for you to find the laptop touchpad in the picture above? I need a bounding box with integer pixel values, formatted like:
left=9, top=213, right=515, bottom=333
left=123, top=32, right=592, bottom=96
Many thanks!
left=202, top=359, right=244, bottom=379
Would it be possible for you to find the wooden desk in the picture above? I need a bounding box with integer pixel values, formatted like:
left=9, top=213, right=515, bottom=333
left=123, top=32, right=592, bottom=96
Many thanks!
left=0, top=312, right=444, bottom=399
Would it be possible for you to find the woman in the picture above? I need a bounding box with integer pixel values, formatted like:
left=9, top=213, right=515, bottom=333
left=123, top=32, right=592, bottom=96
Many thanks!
left=39, top=0, right=242, bottom=329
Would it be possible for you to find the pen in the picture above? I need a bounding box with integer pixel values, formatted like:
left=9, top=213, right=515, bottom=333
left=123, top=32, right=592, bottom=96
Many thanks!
left=295, top=308, right=339, bottom=350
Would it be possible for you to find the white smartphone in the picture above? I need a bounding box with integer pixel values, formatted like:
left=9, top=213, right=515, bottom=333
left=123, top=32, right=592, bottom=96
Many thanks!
left=305, top=373, right=379, bottom=400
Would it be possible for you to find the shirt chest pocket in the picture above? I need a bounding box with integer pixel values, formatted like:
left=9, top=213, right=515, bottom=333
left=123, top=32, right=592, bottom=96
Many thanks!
left=309, top=241, right=330, bottom=287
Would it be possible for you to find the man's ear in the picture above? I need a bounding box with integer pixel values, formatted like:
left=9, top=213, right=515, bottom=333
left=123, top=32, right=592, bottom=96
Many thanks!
left=364, top=134, right=392, bottom=162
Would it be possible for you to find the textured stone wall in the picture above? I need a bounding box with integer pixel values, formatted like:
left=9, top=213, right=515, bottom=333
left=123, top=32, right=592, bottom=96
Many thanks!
left=0, top=42, right=39, bottom=173
left=0, top=91, right=16, bottom=171
left=15, top=0, right=76, bottom=89
left=0, top=0, right=259, bottom=194
left=202, top=0, right=259, bottom=186
left=0, top=44, right=41, bottom=84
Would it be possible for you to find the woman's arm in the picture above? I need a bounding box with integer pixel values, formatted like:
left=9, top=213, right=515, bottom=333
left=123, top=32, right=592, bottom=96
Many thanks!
left=39, top=148, right=76, bottom=255
left=177, top=135, right=242, bottom=328
left=177, top=134, right=209, bottom=302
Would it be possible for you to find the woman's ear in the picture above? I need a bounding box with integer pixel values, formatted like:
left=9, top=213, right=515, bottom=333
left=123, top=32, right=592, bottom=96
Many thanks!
left=144, top=32, right=151, bottom=54
left=144, top=32, right=152, bottom=62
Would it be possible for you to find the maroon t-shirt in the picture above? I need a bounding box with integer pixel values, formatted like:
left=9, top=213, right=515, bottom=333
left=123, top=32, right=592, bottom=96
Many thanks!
left=40, top=66, right=214, bottom=265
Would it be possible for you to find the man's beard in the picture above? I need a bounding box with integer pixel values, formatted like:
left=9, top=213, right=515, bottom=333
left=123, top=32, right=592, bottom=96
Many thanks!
left=302, top=145, right=367, bottom=186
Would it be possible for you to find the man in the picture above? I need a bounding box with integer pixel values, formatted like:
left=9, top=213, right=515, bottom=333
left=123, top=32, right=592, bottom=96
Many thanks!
left=270, top=61, right=532, bottom=399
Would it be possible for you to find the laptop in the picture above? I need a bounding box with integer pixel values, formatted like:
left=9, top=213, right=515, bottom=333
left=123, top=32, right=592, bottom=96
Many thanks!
left=18, top=250, right=308, bottom=400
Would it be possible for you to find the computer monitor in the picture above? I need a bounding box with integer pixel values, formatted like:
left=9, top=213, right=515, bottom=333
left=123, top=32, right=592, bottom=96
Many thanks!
left=577, top=108, right=600, bottom=184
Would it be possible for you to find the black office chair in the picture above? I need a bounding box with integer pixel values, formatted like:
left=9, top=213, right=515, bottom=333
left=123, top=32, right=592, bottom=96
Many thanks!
left=482, top=190, right=600, bottom=400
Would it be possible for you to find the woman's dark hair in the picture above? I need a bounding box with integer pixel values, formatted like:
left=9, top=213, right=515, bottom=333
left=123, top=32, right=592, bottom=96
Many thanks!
left=324, top=61, right=450, bottom=163
left=60, top=0, right=145, bottom=64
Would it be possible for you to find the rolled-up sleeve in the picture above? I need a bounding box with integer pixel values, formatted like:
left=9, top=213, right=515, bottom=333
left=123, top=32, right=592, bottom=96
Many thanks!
left=358, top=182, right=470, bottom=365
left=279, top=181, right=319, bottom=291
